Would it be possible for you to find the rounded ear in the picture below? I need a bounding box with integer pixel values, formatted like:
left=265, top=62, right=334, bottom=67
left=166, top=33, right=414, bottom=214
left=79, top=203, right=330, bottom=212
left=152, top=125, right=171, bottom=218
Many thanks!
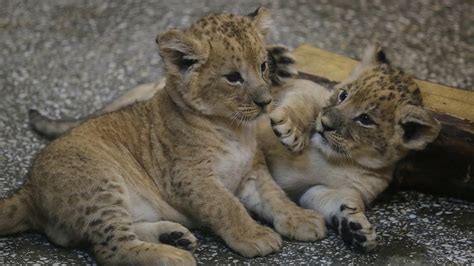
left=396, top=105, right=441, bottom=150
left=361, top=42, right=390, bottom=66
left=348, top=42, right=390, bottom=81
left=157, top=30, right=207, bottom=75
left=247, top=7, right=272, bottom=35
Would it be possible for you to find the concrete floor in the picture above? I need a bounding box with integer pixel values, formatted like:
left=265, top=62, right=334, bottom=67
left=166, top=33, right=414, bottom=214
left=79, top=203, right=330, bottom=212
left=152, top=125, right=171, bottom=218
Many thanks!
left=0, top=0, right=473, bottom=264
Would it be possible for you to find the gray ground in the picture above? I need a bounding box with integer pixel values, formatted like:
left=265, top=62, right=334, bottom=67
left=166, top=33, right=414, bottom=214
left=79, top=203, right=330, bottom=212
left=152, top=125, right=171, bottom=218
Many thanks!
left=0, top=0, right=473, bottom=264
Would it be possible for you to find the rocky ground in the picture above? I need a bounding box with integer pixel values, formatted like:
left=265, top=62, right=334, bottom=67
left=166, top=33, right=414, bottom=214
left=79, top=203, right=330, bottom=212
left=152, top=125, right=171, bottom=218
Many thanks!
left=0, top=0, right=473, bottom=264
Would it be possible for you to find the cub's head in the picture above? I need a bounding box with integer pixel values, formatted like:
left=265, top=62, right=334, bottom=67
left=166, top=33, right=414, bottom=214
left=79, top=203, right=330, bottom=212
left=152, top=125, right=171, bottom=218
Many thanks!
left=157, top=7, right=272, bottom=124
left=313, top=44, right=441, bottom=169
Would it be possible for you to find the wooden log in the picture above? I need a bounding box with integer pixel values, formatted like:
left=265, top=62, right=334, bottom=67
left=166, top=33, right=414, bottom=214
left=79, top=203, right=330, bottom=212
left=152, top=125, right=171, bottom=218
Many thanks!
left=293, top=44, right=474, bottom=201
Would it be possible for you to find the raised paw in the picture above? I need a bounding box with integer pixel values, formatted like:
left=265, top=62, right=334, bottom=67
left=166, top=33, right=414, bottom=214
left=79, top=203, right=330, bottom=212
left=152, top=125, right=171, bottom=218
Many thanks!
left=266, top=45, right=298, bottom=85
left=274, top=208, right=327, bottom=241
left=224, top=224, right=282, bottom=258
left=270, top=107, right=306, bottom=152
left=331, top=204, right=377, bottom=252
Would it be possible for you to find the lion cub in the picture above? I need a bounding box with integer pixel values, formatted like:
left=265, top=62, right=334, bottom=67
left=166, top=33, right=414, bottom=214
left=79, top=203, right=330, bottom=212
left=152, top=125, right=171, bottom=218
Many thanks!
left=265, top=44, right=441, bottom=251
left=0, top=8, right=325, bottom=265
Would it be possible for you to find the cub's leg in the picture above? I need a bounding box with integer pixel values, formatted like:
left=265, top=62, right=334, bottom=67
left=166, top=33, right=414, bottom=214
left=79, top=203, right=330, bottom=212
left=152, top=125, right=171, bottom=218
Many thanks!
left=133, top=221, right=197, bottom=251
left=238, top=150, right=326, bottom=241
left=43, top=188, right=196, bottom=265
left=30, top=148, right=196, bottom=264
left=173, top=170, right=282, bottom=258
left=299, top=186, right=377, bottom=252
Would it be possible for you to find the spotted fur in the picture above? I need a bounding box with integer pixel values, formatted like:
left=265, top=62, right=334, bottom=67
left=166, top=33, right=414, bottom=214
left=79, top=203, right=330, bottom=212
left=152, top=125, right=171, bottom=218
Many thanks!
left=1, top=8, right=327, bottom=264
left=267, top=43, right=441, bottom=252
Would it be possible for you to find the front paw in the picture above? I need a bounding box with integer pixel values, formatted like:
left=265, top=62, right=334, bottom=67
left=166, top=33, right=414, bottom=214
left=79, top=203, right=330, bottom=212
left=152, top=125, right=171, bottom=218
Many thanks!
left=223, top=224, right=282, bottom=258
left=274, top=208, right=327, bottom=241
left=331, top=204, right=377, bottom=252
left=270, top=107, right=306, bottom=153
left=156, top=245, right=197, bottom=266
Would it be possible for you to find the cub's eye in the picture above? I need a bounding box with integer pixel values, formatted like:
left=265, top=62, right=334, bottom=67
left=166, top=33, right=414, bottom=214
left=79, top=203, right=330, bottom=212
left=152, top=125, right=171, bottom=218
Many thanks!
left=355, top=113, right=376, bottom=127
left=224, top=72, right=244, bottom=84
left=260, top=61, right=267, bottom=73
left=338, top=89, right=348, bottom=103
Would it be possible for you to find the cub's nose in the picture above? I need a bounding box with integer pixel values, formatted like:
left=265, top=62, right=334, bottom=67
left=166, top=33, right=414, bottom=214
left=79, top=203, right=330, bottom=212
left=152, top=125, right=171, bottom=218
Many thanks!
left=254, top=98, right=272, bottom=108
left=321, top=119, right=335, bottom=132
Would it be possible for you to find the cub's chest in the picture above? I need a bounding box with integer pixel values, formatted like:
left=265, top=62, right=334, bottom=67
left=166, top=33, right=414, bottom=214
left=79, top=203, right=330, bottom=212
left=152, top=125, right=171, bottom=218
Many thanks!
left=214, top=135, right=256, bottom=193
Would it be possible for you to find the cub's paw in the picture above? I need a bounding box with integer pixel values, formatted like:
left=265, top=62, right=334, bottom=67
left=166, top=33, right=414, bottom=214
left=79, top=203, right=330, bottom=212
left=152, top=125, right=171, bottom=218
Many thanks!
left=274, top=208, right=327, bottom=241
left=157, top=245, right=197, bottom=266
left=330, top=204, right=377, bottom=252
left=270, top=107, right=307, bottom=152
left=224, top=224, right=282, bottom=258
left=156, top=221, right=197, bottom=252
left=266, top=45, right=298, bottom=85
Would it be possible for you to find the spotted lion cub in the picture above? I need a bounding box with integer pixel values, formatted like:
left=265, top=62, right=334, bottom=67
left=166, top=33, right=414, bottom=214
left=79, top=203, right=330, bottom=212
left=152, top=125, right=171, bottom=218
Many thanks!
left=0, top=8, right=325, bottom=265
left=265, top=43, right=441, bottom=251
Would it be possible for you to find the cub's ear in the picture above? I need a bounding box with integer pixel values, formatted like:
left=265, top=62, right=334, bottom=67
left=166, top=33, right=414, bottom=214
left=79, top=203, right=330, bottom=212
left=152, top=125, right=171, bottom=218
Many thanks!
left=348, top=42, right=390, bottom=81
left=157, top=30, right=207, bottom=75
left=248, top=7, right=272, bottom=35
left=361, top=42, right=390, bottom=66
left=396, top=105, right=441, bottom=150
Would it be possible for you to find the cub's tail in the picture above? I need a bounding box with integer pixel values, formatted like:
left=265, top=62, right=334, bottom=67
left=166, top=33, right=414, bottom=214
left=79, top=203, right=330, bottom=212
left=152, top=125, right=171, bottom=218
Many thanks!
left=266, top=45, right=298, bottom=86
left=29, top=109, right=82, bottom=140
left=0, top=187, right=33, bottom=235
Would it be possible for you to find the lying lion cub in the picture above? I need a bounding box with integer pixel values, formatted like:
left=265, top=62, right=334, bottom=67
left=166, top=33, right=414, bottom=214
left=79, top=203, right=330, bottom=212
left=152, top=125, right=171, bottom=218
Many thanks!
left=0, top=8, right=327, bottom=265
left=264, top=44, right=441, bottom=251
left=28, top=43, right=440, bottom=252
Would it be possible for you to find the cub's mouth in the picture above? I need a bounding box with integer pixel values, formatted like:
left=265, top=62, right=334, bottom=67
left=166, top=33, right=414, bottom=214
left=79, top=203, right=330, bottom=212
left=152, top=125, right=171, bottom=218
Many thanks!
left=310, top=124, right=349, bottom=156
left=310, top=125, right=328, bottom=144
left=236, top=101, right=272, bottom=122
left=233, top=110, right=262, bottom=124
left=313, top=129, right=328, bottom=143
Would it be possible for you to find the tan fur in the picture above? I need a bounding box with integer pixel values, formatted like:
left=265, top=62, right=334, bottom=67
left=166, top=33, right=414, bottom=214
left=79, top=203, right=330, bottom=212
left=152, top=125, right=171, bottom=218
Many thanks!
left=25, top=42, right=441, bottom=253
left=1, top=9, right=327, bottom=265
left=267, top=43, right=441, bottom=251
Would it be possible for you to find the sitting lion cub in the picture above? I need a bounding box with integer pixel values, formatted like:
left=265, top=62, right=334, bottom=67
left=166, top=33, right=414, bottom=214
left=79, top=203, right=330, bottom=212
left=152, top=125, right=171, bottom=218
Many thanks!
left=264, top=43, right=441, bottom=251
left=0, top=8, right=326, bottom=265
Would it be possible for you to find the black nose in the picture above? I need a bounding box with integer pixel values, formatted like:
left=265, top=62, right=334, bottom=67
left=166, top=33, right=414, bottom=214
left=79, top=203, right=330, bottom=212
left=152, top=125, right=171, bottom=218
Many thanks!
left=254, top=99, right=272, bottom=108
left=321, top=120, right=335, bottom=132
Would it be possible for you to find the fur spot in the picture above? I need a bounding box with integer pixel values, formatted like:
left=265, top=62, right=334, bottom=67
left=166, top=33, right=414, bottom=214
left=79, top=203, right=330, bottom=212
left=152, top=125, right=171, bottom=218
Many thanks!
left=117, top=234, right=136, bottom=242
left=7, top=205, right=18, bottom=218
left=90, top=219, right=104, bottom=227
left=104, top=225, right=115, bottom=233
